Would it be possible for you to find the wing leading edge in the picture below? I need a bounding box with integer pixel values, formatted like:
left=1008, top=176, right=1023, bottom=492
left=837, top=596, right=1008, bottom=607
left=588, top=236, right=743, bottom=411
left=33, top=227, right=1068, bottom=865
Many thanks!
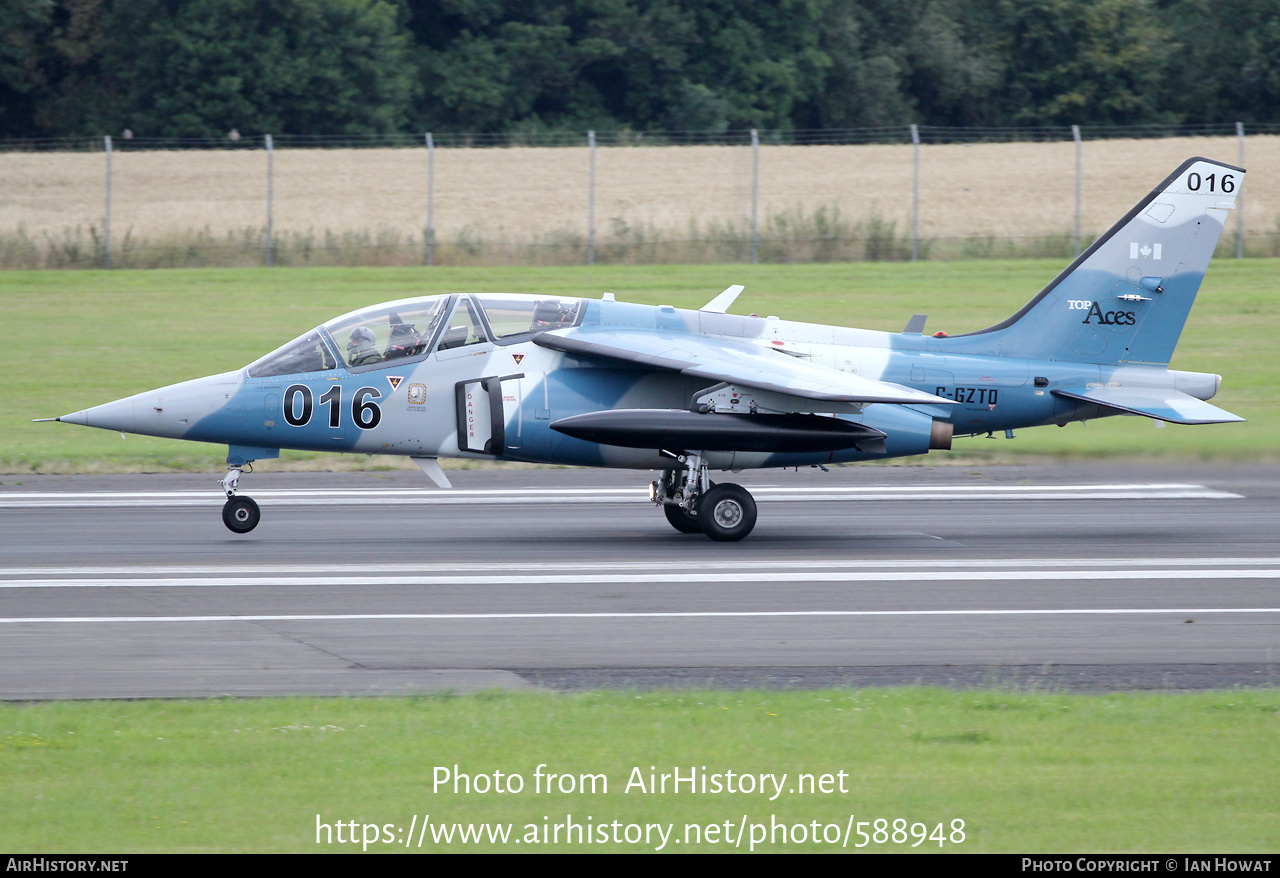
left=534, top=327, right=952, bottom=407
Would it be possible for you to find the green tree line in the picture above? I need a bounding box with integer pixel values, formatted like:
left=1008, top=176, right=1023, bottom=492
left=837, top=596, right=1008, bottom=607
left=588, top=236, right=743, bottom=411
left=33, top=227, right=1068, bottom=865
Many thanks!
left=2, top=0, right=1277, bottom=140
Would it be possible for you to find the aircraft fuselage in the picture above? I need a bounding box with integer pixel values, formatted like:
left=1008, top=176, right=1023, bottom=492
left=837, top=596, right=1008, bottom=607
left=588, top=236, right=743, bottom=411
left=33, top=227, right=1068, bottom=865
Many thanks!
left=50, top=156, right=1244, bottom=540
left=61, top=295, right=1220, bottom=471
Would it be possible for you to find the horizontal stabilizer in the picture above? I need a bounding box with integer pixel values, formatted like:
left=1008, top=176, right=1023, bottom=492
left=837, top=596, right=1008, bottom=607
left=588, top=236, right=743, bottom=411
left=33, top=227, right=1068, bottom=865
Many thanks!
left=1052, top=387, right=1244, bottom=425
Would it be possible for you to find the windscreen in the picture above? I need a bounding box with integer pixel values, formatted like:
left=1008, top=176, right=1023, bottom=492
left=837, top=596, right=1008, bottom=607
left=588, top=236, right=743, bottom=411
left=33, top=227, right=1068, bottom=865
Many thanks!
left=322, top=298, right=449, bottom=369
left=246, top=330, right=337, bottom=377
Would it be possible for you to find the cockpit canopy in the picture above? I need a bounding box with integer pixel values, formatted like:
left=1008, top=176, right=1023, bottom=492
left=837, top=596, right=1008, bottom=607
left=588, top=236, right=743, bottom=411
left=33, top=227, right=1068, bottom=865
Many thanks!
left=246, top=293, right=584, bottom=378
left=325, top=298, right=450, bottom=370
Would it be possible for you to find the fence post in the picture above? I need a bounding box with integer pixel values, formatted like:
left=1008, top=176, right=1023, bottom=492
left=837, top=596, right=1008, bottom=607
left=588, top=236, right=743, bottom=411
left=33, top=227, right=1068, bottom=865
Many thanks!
left=425, top=132, right=435, bottom=266
left=910, top=124, right=920, bottom=262
left=587, top=130, right=596, bottom=266
left=103, top=135, right=113, bottom=269
left=1236, top=121, right=1245, bottom=259
left=1072, top=124, right=1082, bottom=256
left=750, top=128, right=759, bottom=264
left=264, top=134, right=275, bottom=267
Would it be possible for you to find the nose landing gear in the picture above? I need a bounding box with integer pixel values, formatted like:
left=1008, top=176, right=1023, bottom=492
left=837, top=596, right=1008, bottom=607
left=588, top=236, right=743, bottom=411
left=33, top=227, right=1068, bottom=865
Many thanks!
left=218, top=465, right=260, bottom=534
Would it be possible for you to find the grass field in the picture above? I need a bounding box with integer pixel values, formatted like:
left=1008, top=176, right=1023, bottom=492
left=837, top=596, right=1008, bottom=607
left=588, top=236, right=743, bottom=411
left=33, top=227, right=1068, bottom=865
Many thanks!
left=3, top=690, right=1278, bottom=853
left=4, top=136, right=1280, bottom=267
left=1, top=260, right=1274, bottom=473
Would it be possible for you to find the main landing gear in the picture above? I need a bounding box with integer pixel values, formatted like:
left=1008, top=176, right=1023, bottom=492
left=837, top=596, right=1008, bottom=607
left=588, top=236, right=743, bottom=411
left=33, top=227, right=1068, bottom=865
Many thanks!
left=218, top=465, right=260, bottom=534
left=650, top=453, right=758, bottom=542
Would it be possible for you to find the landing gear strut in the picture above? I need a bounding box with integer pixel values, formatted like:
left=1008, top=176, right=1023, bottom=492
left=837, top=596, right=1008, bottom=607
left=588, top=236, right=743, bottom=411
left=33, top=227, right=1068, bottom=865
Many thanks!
left=650, top=453, right=757, bottom=542
left=218, top=464, right=260, bottom=534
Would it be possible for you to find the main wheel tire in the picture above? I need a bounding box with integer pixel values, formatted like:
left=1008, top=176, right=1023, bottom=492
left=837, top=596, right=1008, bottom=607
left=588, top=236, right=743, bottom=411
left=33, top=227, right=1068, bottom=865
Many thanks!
left=663, top=502, right=701, bottom=533
left=696, top=483, right=757, bottom=542
left=222, top=496, right=261, bottom=534
left=660, top=479, right=715, bottom=533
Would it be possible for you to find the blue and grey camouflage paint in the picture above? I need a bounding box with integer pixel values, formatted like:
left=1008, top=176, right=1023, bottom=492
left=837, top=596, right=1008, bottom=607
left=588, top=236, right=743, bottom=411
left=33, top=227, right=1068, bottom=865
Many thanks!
left=53, top=157, right=1243, bottom=474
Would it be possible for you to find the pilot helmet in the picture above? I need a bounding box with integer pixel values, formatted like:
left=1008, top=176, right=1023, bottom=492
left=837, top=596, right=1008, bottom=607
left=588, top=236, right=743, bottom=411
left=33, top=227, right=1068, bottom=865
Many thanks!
left=348, top=325, right=377, bottom=356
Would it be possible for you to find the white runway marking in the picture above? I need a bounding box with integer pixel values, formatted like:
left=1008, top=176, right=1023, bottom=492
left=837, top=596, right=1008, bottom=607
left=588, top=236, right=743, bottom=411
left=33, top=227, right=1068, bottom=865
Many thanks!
left=0, top=483, right=1242, bottom=508
left=7, top=559, right=1275, bottom=625
left=4, top=608, right=1279, bottom=625
left=2, top=563, right=1280, bottom=591
left=4, top=568, right=1280, bottom=590
left=5, top=557, right=1278, bottom=577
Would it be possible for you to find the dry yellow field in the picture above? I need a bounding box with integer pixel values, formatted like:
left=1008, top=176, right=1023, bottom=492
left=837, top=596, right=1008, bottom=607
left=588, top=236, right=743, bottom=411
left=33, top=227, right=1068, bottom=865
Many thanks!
left=2, top=135, right=1277, bottom=265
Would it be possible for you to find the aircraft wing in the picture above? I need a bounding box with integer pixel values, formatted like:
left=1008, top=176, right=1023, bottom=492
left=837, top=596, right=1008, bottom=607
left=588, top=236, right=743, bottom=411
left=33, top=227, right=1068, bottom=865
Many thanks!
left=1052, top=386, right=1244, bottom=425
left=535, top=327, right=952, bottom=406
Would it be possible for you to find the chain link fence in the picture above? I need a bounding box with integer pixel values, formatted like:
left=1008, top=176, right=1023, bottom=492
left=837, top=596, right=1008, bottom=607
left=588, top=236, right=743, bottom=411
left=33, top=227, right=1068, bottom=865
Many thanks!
left=2, top=124, right=1277, bottom=269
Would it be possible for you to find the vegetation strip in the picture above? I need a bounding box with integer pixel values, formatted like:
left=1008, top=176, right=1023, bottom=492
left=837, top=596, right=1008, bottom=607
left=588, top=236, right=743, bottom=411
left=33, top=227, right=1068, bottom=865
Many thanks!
left=3, top=691, right=1277, bottom=852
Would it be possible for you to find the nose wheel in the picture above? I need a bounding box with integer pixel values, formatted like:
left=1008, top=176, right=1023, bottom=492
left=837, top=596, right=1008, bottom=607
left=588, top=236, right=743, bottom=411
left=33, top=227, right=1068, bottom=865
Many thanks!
left=222, top=495, right=261, bottom=533
left=218, top=464, right=260, bottom=533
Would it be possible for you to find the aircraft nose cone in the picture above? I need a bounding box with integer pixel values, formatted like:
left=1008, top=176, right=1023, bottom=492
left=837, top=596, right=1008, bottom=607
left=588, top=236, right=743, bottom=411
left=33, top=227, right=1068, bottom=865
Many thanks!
left=58, top=397, right=138, bottom=432
left=57, top=371, right=242, bottom=439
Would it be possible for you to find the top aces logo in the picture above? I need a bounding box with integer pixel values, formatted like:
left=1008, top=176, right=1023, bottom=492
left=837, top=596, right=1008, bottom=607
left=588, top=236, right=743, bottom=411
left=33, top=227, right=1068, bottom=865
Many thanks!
left=1067, top=300, right=1137, bottom=326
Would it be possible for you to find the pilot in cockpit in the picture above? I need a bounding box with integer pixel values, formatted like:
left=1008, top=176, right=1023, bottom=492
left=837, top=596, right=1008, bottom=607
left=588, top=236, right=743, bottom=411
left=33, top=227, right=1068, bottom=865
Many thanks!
left=347, top=326, right=384, bottom=366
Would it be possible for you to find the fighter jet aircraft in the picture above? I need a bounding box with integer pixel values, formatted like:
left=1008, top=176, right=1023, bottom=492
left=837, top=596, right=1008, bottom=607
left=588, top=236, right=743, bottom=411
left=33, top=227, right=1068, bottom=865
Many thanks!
left=44, top=157, right=1244, bottom=541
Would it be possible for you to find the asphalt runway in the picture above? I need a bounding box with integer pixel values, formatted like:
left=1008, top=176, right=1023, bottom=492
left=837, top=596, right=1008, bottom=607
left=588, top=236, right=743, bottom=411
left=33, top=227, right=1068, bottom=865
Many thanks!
left=2, top=461, right=1278, bottom=698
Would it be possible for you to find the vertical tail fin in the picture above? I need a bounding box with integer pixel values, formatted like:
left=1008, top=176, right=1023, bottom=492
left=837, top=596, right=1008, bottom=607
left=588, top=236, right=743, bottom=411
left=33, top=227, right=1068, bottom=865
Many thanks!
left=955, top=157, right=1243, bottom=366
